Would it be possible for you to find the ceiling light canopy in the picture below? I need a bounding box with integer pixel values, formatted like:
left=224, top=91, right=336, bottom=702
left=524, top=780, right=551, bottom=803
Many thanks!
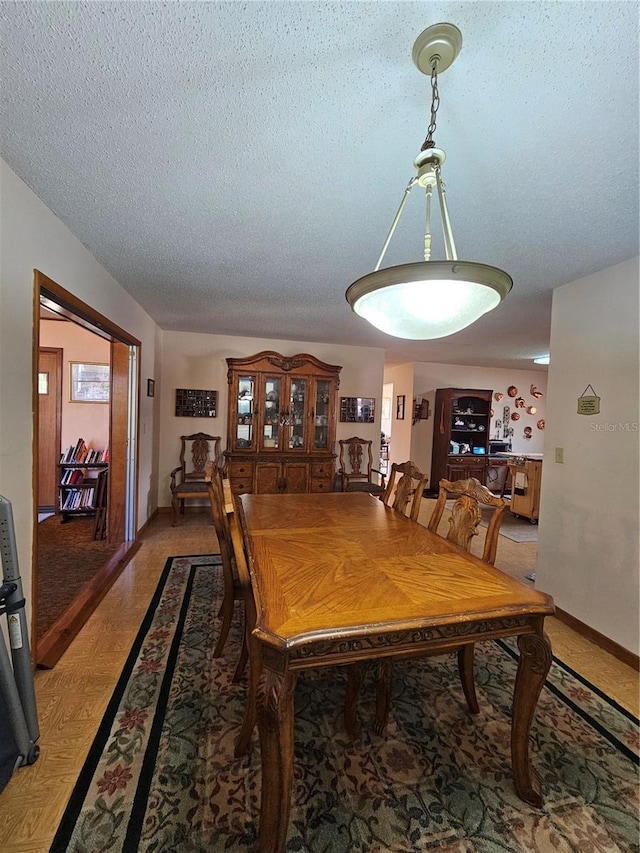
left=533, top=355, right=550, bottom=365
left=346, top=23, right=512, bottom=340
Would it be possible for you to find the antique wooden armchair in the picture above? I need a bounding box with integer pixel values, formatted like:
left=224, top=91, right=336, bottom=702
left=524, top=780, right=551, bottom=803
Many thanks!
left=371, top=476, right=511, bottom=734
left=170, top=433, right=222, bottom=526
left=337, top=436, right=386, bottom=495
left=380, top=460, right=428, bottom=521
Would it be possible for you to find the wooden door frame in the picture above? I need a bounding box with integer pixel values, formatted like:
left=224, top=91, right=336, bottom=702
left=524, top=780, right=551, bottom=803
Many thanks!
left=33, top=270, right=142, bottom=667
left=37, top=346, right=62, bottom=511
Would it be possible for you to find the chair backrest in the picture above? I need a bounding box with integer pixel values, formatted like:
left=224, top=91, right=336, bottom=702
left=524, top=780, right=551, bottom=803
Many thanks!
left=179, top=433, right=222, bottom=482
left=381, top=461, right=428, bottom=522
left=223, top=482, right=252, bottom=595
left=427, top=477, right=510, bottom=565
left=205, top=460, right=233, bottom=566
left=338, top=436, right=374, bottom=482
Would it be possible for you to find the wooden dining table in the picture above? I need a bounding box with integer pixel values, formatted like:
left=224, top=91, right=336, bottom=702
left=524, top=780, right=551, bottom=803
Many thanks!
left=236, top=491, right=555, bottom=853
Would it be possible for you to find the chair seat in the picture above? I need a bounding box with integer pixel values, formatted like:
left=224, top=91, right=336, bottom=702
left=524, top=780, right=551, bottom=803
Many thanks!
left=173, top=481, right=208, bottom=498
left=345, top=481, right=385, bottom=495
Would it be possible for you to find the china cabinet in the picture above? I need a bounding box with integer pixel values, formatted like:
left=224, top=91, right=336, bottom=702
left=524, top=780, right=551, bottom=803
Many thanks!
left=225, top=351, right=341, bottom=494
left=430, top=388, right=492, bottom=490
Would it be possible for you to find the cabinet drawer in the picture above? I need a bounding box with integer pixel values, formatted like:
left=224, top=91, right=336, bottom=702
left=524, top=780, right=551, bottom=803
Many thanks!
left=230, top=479, right=253, bottom=495
left=310, top=477, right=332, bottom=493
left=311, top=462, right=332, bottom=478
left=229, top=462, right=253, bottom=477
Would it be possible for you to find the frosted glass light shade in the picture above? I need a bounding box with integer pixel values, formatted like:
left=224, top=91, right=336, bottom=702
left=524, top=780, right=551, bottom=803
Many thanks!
left=346, top=261, right=513, bottom=340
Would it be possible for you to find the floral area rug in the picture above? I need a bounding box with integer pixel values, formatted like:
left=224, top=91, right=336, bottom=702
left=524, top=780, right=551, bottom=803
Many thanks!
left=50, top=554, right=639, bottom=852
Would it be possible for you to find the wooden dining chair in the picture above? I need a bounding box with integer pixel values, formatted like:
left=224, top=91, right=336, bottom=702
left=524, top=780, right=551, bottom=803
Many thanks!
left=429, top=476, right=511, bottom=711
left=205, top=462, right=245, bottom=680
left=170, top=433, right=222, bottom=525
left=225, top=493, right=261, bottom=759
left=372, top=476, right=511, bottom=734
left=337, top=436, right=386, bottom=495
left=361, top=460, right=427, bottom=731
left=380, top=460, right=428, bottom=521
left=428, top=476, right=511, bottom=565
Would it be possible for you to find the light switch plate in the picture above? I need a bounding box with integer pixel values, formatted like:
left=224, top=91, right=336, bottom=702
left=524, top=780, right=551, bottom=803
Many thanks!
left=555, top=447, right=564, bottom=463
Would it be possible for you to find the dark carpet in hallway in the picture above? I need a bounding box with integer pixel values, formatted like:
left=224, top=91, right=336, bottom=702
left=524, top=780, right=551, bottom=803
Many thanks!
left=36, top=516, right=119, bottom=640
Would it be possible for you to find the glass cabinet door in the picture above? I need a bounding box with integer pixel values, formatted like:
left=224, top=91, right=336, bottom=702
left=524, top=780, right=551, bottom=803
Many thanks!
left=236, top=376, right=255, bottom=449
left=262, top=377, right=281, bottom=450
left=288, top=378, right=306, bottom=450
left=313, top=380, right=331, bottom=450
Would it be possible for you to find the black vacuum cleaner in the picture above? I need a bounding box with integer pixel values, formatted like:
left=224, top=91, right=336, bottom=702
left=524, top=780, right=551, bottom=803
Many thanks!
left=0, top=495, right=40, bottom=792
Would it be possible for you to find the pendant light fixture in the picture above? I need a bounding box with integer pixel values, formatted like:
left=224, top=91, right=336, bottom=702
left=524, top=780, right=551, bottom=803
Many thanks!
left=346, top=23, right=512, bottom=340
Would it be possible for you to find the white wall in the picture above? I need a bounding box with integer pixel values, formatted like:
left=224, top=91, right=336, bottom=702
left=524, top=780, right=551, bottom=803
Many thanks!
left=0, top=159, right=160, bottom=631
left=537, top=257, right=639, bottom=654
left=398, top=363, right=548, bottom=481
left=158, top=332, right=385, bottom=506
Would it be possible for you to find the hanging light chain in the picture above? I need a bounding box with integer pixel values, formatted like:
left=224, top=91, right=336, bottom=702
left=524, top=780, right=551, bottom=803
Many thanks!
left=421, top=59, right=440, bottom=151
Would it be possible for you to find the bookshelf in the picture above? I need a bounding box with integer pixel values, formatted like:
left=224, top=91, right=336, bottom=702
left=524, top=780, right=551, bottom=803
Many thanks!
left=59, top=439, right=109, bottom=535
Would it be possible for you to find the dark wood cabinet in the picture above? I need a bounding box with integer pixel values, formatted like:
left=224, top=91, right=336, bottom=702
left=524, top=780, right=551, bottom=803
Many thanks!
left=430, top=388, right=492, bottom=490
left=225, top=351, right=341, bottom=494
left=446, top=459, right=487, bottom=482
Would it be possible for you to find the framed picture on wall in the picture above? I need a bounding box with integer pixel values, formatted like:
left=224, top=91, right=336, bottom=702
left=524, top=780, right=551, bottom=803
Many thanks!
left=69, top=362, right=110, bottom=403
left=339, top=396, right=376, bottom=423
left=396, top=394, right=405, bottom=420
left=175, top=388, right=217, bottom=417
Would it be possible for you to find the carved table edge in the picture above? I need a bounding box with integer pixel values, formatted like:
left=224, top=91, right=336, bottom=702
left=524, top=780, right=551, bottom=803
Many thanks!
left=254, top=608, right=554, bottom=666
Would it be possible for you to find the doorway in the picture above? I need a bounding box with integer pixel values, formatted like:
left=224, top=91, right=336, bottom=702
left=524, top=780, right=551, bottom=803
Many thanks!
left=33, top=271, right=142, bottom=667
left=37, top=347, right=62, bottom=514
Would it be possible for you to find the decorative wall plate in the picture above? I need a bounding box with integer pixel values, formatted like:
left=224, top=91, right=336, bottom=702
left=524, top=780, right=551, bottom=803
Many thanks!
left=527, top=405, right=537, bottom=414
left=490, top=408, right=494, bottom=417
left=530, top=384, right=544, bottom=399
left=515, top=396, right=525, bottom=408
left=524, top=426, right=533, bottom=437
left=537, top=418, right=546, bottom=430
left=494, top=392, right=504, bottom=402
left=507, top=385, right=518, bottom=397
left=511, top=412, right=520, bottom=421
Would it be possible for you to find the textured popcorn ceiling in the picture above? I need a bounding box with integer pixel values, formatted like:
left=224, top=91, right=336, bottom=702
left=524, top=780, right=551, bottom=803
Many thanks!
left=1, top=2, right=638, bottom=368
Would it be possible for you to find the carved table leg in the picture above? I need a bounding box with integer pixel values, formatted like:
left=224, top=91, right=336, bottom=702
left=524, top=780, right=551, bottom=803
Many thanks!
left=511, top=631, right=552, bottom=807
left=374, top=659, right=392, bottom=735
left=344, top=663, right=364, bottom=738
left=457, top=644, right=479, bottom=714
left=257, top=665, right=297, bottom=853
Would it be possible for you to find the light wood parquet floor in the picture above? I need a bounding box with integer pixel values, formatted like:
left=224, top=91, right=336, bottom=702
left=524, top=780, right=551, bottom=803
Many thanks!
left=1, top=507, right=637, bottom=852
